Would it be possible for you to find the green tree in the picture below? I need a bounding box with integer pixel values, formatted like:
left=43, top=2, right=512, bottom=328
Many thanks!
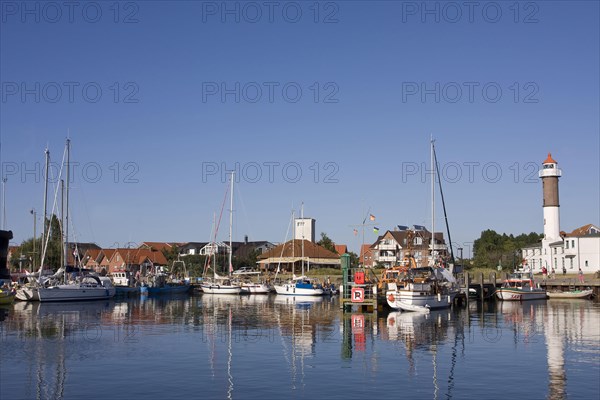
left=317, top=232, right=337, bottom=253
left=473, top=229, right=542, bottom=270
left=11, top=214, right=63, bottom=272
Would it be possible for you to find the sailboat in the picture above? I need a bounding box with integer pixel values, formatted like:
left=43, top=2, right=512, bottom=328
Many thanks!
left=37, top=139, right=116, bottom=302
left=274, top=205, right=324, bottom=296
left=201, top=172, right=242, bottom=295
left=386, top=139, right=459, bottom=311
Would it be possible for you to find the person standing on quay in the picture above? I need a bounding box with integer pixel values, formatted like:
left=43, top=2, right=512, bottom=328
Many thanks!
left=550, top=267, right=555, bottom=279
left=578, top=267, right=585, bottom=284
left=542, top=266, right=548, bottom=282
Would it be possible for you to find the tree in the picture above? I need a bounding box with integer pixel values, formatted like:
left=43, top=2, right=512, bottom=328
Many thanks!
left=11, top=214, right=63, bottom=272
left=473, top=229, right=542, bottom=270
left=317, top=232, right=337, bottom=253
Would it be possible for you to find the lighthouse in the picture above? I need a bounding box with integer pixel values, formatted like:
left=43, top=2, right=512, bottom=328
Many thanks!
left=539, top=153, right=562, bottom=269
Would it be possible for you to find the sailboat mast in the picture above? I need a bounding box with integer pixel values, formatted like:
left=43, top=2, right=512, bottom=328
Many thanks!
left=60, top=179, right=64, bottom=271
left=430, top=137, right=435, bottom=267
left=433, top=142, right=455, bottom=264
left=228, top=171, right=234, bottom=277
left=64, top=139, right=70, bottom=272
left=301, top=202, right=304, bottom=276
left=41, top=147, right=49, bottom=267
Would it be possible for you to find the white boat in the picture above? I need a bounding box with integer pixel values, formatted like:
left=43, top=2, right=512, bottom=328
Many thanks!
left=496, top=272, right=547, bottom=301
left=201, top=172, right=242, bottom=295
left=386, top=267, right=459, bottom=310
left=240, top=281, right=272, bottom=294
left=546, top=289, right=593, bottom=299
left=38, top=275, right=116, bottom=302
left=274, top=275, right=324, bottom=296
left=201, top=273, right=243, bottom=294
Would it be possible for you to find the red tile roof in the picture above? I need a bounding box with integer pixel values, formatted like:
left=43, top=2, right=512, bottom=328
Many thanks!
left=334, top=244, right=347, bottom=255
left=566, top=224, right=599, bottom=237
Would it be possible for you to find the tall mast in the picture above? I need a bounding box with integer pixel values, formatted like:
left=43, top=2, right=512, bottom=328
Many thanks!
left=301, top=202, right=304, bottom=276
left=228, top=171, right=234, bottom=277
left=41, top=148, right=50, bottom=267
left=430, top=137, right=435, bottom=267
left=433, top=141, right=455, bottom=264
left=64, top=139, right=70, bottom=272
left=60, top=179, right=64, bottom=270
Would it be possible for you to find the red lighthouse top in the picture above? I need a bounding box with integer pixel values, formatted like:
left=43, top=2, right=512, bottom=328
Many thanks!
left=543, top=153, right=557, bottom=164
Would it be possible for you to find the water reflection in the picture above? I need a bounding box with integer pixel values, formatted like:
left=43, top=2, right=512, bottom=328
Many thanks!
left=1, top=295, right=598, bottom=400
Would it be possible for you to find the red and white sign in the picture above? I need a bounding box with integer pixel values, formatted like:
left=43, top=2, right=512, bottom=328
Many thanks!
left=351, top=287, right=364, bottom=303
left=351, top=314, right=365, bottom=333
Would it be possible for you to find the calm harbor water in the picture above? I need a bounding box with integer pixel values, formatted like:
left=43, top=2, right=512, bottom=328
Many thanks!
left=1, top=295, right=599, bottom=400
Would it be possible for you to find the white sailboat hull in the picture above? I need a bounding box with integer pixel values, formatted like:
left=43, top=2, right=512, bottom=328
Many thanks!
left=241, top=283, right=271, bottom=294
left=38, top=285, right=116, bottom=302
left=201, top=284, right=242, bottom=294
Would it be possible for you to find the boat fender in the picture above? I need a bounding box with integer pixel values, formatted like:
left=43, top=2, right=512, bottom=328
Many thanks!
left=437, top=293, right=441, bottom=302
left=388, top=294, right=395, bottom=302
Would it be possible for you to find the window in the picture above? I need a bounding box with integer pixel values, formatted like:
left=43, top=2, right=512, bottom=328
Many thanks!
left=554, top=258, right=557, bottom=268
left=566, top=241, right=569, bottom=249
left=585, top=261, right=588, bottom=267
left=570, top=258, right=573, bottom=269
left=553, top=248, right=557, bottom=255
left=571, top=240, right=575, bottom=248
left=562, top=258, right=564, bottom=268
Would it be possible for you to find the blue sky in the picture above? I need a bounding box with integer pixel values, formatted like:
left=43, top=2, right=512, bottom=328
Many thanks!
left=1, top=1, right=599, bottom=257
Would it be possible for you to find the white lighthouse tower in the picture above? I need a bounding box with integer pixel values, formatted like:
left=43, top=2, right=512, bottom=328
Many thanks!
left=539, top=153, right=562, bottom=269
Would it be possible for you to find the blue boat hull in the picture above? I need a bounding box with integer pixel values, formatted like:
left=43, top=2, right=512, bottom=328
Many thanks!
left=147, top=285, right=191, bottom=295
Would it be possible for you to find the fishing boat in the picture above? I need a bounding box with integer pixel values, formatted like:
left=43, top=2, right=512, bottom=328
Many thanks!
left=385, top=140, right=460, bottom=311
left=386, top=266, right=459, bottom=310
left=146, top=276, right=190, bottom=295
left=546, top=289, right=593, bottom=299
left=201, top=172, right=242, bottom=295
left=495, top=272, right=547, bottom=301
left=111, top=271, right=141, bottom=295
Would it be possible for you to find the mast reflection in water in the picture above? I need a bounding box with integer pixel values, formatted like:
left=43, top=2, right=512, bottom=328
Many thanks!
left=1, top=295, right=598, bottom=399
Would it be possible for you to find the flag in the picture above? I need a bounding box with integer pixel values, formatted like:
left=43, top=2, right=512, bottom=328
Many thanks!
left=369, top=214, right=376, bottom=221
left=353, top=229, right=358, bottom=236
left=373, top=227, right=379, bottom=234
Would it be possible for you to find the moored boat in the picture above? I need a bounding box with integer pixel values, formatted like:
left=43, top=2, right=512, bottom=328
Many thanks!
left=386, top=267, right=459, bottom=311
left=0, top=287, right=16, bottom=305
left=495, top=272, right=547, bottom=301
left=38, top=276, right=116, bottom=302
left=274, top=275, right=324, bottom=296
left=547, top=289, right=593, bottom=299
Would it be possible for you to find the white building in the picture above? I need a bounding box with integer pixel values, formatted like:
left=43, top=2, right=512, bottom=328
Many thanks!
left=294, top=218, right=315, bottom=242
left=521, top=153, right=600, bottom=273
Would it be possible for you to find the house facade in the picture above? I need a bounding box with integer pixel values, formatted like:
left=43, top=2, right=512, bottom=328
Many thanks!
left=369, top=227, right=448, bottom=268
